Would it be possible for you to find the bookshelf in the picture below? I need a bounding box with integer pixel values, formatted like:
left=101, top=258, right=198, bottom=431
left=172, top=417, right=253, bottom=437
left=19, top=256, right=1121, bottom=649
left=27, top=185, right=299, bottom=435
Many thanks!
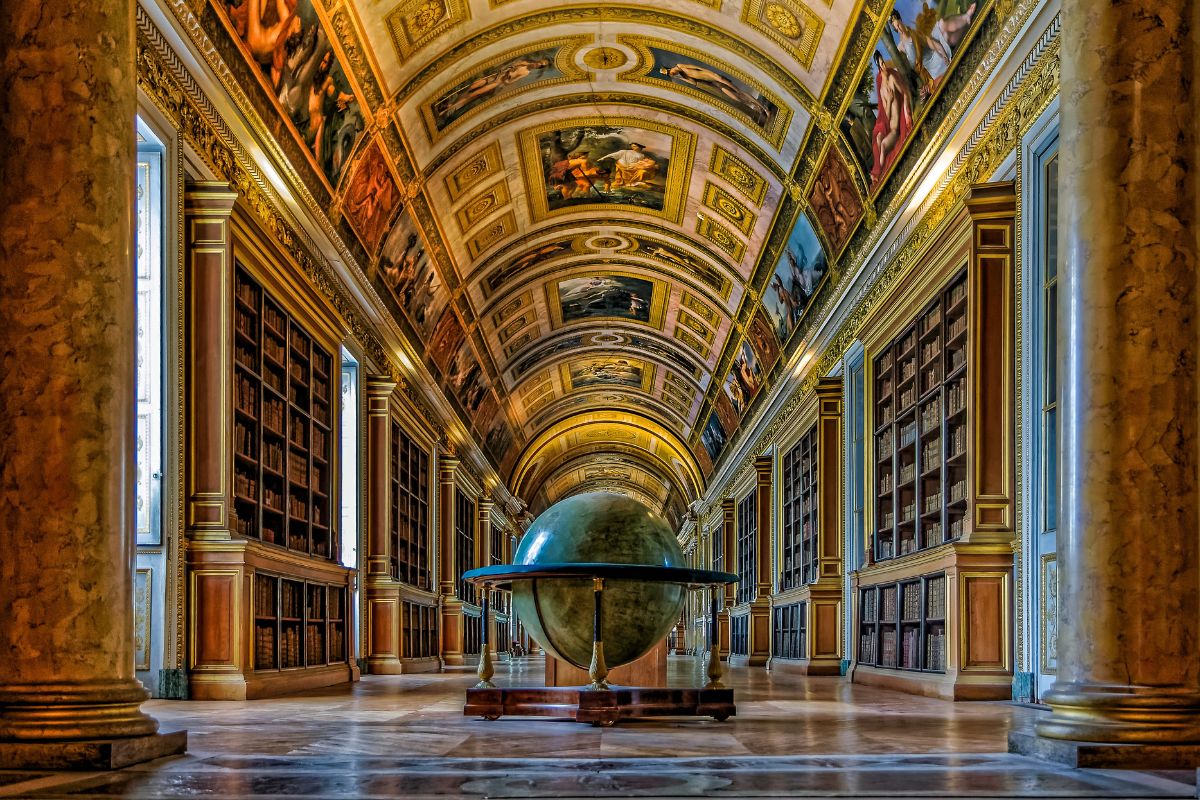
left=253, top=572, right=348, bottom=671
left=857, top=573, right=946, bottom=673
left=730, top=613, right=749, bottom=657
left=463, top=612, right=482, bottom=656
left=771, top=602, right=806, bottom=661
left=735, top=491, right=756, bottom=605
left=781, top=425, right=818, bottom=590
left=390, top=421, right=431, bottom=589
left=455, top=489, right=477, bottom=605
left=872, top=269, right=968, bottom=561
left=234, top=266, right=336, bottom=560
left=402, top=600, right=438, bottom=659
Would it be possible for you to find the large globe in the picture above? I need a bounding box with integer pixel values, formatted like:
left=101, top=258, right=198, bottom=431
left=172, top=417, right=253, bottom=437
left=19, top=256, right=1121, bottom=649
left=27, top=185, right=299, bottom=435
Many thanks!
left=511, top=492, right=686, bottom=670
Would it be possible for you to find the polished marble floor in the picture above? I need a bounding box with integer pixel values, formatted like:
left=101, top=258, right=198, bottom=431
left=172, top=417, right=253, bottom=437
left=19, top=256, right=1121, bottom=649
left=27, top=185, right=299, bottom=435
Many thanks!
left=2, top=657, right=1196, bottom=798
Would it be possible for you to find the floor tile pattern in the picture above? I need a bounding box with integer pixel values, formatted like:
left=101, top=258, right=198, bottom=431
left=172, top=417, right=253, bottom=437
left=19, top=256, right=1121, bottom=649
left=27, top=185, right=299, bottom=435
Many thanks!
left=1, top=657, right=1195, bottom=798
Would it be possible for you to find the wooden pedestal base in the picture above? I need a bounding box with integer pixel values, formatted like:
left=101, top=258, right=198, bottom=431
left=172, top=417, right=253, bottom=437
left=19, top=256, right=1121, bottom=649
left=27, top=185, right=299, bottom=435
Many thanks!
left=464, top=686, right=735, bottom=726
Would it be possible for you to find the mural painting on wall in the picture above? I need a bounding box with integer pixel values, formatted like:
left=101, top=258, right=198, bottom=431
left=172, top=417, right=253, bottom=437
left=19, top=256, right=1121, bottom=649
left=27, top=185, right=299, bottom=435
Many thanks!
left=214, top=0, right=364, bottom=188
left=723, top=340, right=763, bottom=418
left=444, top=344, right=491, bottom=423
left=700, top=413, right=728, bottom=463
left=568, top=358, right=644, bottom=390
left=341, top=140, right=400, bottom=255
left=747, top=309, right=781, bottom=373
left=428, top=45, right=566, bottom=132
left=532, top=125, right=675, bottom=213
left=557, top=275, right=654, bottom=324
left=483, top=415, right=517, bottom=475
left=377, top=208, right=447, bottom=340
left=763, top=210, right=827, bottom=346
left=714, top=389, right=739, bottom=437
left=809, top=147, right=865, bottom=255
left=428, top=307, right=467, bottom=374
left=641, top=45, right=779, bottom=133
left=841, top=0, right=983, bottom=189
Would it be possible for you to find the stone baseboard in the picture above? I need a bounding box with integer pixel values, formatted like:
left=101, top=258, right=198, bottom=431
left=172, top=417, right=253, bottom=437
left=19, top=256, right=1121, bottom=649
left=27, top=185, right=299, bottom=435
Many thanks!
left=0, top=730, right=187, bottom=770
left=1008, top=730, right=1200, bottom=769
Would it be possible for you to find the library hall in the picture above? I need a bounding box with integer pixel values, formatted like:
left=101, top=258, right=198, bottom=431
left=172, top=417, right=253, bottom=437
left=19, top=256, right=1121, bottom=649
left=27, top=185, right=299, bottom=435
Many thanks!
left=2, top=0, right=1199, bottom=796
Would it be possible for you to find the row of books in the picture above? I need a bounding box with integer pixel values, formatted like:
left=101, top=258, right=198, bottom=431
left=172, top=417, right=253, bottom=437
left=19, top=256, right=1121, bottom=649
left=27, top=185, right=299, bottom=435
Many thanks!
left=902, top=583, right=922, bottom=621
left=236, top=280, right=260, bottom=309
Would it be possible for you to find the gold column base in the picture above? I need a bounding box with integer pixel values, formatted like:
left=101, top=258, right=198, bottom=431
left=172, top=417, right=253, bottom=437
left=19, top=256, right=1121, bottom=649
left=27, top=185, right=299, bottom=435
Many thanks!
left=588, top=641, right=610, bottom=690
left=0, top=680, right=159, bottom=741
left=1037, top=682, right=1200, bottom=743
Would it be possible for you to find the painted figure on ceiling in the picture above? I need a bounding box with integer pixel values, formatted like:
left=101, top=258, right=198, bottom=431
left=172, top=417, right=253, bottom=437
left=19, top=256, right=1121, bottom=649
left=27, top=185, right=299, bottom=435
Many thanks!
left=597, top=143, right=659, bottom=191
left=657, top=63, right=772, bottom=127
left=433, top=56, right=553, bottom=128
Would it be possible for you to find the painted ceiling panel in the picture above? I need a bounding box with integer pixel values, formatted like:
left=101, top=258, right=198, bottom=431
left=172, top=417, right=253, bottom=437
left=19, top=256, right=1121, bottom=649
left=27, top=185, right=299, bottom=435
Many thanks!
left=201, top=0, right=1010, bottom=515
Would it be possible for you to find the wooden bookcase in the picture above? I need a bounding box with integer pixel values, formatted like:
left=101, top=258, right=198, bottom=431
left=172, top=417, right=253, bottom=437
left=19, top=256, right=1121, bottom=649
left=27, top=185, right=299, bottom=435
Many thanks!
left=857, top=573, right=946, bottom=672
left=455, top=489, right=478, bottom=605
left=252, top=572, right=348, bottom=672
left=401, top=600, right=438, bottom=660
left=872, top=270, right=968, bottom=561
left=781, top=426, right=818, bottom=589
left=771, top=601, right=807, bottom=661
left=735, top=491, right=756, bottom=605
left=730, top=613, right=749, bottom=657
left=852, top=182, right=1016, bottom=701
left=390, top=419, right=431, bottom=589
left=234, top=266, right=335, bottom=560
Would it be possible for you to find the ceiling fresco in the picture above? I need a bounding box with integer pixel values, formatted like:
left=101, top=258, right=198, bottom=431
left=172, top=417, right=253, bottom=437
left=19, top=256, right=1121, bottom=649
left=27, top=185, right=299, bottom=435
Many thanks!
left=201, top=0, right=1009, bottom=517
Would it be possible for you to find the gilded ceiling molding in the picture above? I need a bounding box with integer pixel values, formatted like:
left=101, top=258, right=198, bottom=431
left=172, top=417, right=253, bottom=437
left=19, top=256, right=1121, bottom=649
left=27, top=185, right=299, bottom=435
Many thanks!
left=134, top=6, right=535, bottom=493
left=419, top=35, right=593, bottom=144
left=701, top=13, right=1058, bottom=505
left=391, top=5, right=817, bottom=110
left=694, top=0, right=1042, bottom=480
left=617, top=35, right=795, bottom=150
left=741, top=0, right=825, bottom=71
left=421, top=94, right=789, bottom=184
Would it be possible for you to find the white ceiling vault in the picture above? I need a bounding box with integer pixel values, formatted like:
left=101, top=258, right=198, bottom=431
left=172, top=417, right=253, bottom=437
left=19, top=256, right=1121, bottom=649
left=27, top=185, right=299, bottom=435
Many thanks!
left=201, top=0, right=1005, bottom=522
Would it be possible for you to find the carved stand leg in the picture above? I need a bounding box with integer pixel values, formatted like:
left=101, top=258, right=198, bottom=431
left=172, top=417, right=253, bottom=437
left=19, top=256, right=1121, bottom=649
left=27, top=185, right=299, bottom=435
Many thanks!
left=705, top=585, right=725, bottom=690
left=588, top=577, right=610, bottom=691
left=475, top=588, right=495, bottom=690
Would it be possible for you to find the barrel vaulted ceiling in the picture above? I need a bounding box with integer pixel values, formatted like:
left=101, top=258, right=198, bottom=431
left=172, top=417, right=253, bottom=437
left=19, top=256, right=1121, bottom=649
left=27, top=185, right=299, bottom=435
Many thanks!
left=200, top=0, right=1003, bottom=520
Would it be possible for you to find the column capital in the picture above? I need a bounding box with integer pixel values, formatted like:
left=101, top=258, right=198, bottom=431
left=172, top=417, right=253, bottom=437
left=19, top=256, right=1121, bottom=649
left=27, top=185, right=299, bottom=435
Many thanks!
left=815, top=374, right=843, bottom=400
left=720, top=497, right=735, bottom=517
left=183, top=180, right=238, bottom=216
left=365, top=374, right=398, bottom=397
left=439, top=455, right=460, bottom=482
left=753, top=454, right=773, bottom=481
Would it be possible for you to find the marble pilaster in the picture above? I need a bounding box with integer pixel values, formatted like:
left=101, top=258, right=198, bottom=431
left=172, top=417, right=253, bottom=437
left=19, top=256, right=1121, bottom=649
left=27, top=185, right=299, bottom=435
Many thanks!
left=0, top=0, right=184, bottom=767
left=438, top=454, right=464, bottom=666
left=718, top=499, right=736, bottom=658
left=183, top=182, right=238, bottom=542
left=1014, top=0, right=1200, bottom=767
left=364, top=377, right=401, bottom=673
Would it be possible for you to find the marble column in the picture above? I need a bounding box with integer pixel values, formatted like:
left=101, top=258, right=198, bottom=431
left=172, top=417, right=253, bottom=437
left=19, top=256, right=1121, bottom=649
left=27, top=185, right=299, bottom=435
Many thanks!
left=363, top=377, right=400, bottom=673
left=438, top=452, right=463, bottom=666
left=1014, top=0, right=1200, bottom=767
left=0, top=0, right=185, bottom=768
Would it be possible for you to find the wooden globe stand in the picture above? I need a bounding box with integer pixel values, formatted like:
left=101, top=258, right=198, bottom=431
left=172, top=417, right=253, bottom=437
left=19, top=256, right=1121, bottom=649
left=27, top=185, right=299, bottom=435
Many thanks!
left=462, top=565, right=736, bottom=726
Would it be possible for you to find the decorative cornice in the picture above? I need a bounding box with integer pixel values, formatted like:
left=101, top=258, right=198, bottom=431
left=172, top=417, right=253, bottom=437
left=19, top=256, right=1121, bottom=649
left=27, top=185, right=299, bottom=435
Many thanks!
left=702, top=11, right=1060, bottom=506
